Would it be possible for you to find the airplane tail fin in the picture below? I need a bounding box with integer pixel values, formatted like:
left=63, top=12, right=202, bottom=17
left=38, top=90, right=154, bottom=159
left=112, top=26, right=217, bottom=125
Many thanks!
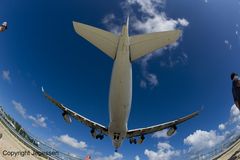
left=129, top=30, right=181, bottom=61
left=73, top=21, right=119, bottom=59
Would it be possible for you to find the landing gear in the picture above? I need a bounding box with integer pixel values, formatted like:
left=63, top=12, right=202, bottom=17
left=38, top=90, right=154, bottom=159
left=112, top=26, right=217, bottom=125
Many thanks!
left=113, top=135, right=120, bottom=140
left=137, top=135, right=145, bottom=144
left=96, top=134, right=104, bottom=140
left=90, top=128, right=96, bottom=137
left=90, top=129, right=104, bottom=140
left=129, top=138, right=137, bottom=144
left=129, top=135, right=145, bottom=144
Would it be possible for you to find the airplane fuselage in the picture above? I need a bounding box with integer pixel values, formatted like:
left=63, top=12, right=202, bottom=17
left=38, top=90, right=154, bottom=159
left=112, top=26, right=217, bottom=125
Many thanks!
left=108, top=23, right=132, bottom=149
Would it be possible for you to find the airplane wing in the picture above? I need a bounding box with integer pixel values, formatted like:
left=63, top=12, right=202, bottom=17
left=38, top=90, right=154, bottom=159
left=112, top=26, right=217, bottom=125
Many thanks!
left=73, top=21, right=119, bottom=59
left=41, top=87, right=108, bottom=135
left=129, top=30, right=181, bottom=61
left=126, top=110, right=199, bottom=138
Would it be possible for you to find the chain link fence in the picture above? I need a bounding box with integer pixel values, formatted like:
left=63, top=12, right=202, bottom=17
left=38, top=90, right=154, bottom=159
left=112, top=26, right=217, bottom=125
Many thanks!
left=0, top=107, right=83, bottom=160
left=183, top=132, right=240, bottom=160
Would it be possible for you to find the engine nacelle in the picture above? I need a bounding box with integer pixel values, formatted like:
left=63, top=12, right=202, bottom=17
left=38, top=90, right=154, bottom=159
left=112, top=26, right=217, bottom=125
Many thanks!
left=62, top=111, right=72, bottom=124
left=0, top=22, right=7, bottom=32
left=167, top=126, right=177, bottom=136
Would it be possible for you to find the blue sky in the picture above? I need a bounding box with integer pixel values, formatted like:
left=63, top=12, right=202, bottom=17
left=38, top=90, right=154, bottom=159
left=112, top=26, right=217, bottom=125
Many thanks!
left=1, top=0, right=240, bottom=159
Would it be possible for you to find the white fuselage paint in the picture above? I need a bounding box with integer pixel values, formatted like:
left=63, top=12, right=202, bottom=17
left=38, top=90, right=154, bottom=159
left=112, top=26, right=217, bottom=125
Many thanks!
left=108, top=23, right=132, bottom=149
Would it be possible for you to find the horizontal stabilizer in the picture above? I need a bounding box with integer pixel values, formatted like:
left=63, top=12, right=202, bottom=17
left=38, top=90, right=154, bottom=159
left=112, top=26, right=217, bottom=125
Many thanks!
left=73, top=21, right=119, bottom=59
left=130, top=30, right=181, bottom=61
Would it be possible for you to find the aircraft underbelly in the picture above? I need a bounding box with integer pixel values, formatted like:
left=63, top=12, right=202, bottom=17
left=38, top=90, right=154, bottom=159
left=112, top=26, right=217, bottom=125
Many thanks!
left=108, top=52, right=132, bottom=134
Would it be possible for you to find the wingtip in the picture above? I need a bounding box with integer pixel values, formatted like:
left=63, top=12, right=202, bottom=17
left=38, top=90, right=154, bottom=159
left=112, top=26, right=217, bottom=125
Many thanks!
left=195, top=106, right=204, bottom=115
left=72, top=21, right=78, bottom=31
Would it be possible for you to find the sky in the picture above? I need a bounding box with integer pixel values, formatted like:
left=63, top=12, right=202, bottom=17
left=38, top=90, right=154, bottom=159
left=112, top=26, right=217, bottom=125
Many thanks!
left=1, top=0, right=240, bottom=159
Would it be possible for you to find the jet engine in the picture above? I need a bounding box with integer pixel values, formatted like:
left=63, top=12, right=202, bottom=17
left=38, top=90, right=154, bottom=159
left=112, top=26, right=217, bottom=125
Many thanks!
left=167, top=126, right=177, bottom=136
left=0, top=22, right=7, bottom=32
left=2, top=22, right=7, bottom=29
left=62, top=111, right=72, bottom=124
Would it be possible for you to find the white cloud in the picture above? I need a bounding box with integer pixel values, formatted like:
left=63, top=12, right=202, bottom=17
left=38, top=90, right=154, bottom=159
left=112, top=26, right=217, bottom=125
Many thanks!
left=204, top=0, right=208, bottom=3
left=224, top=40, right=229, bottom=44
left=129, top=15, right=188, bottom=38
left=127, top=0, right=166, bottom=16
left=135, top=155, right=140, bottom=160
left=146, top=73, right=158, bottom=87
left=47, top=138, right=60, bottom=147
left=140, top=80, right=147, bottom=88
left=102, top=14, right=115, bottom=24
left=139, top=52, right=162, bottom=89
left=125, top=0, right=189, bottom=33
left=140, top=70, right=159, bottom=89
left=132, top=13, right=179, bottom=33
left=102, top=14, right=121, bottom=34
left=177, top=18, right=189, bottom=27
left=144, top=142, right=180, bottom=160
left=95, top=152, right=123, bottom=160
left=152, top=129, right=174, bottom=138
left=56, top=134, right=87, bottom=150
left=12, top=100, right=27, bottom=118
left=2, top=70, right=11, bottom=82
left=230, top=104, right=240, bottom=123
left=12, top=100, right=47, bottom=128
left=28, top=114, right=47, bottom=128
left=160, top=53, right=188, bottom=68
left=218, top=123, right=226, bottom=130
left=224, top=40, right=232, bottom=50
left=184, top=130, right=225, bottom=152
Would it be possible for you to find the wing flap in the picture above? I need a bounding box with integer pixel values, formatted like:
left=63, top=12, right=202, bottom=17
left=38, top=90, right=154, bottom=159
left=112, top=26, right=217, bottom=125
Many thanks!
left=126, top=111, right=199, bottom=138
left=130, top=30, right=181, bottom=61
left=42, top=88, right=108, bottom=134
left=73, top=21, right=119, bottom=59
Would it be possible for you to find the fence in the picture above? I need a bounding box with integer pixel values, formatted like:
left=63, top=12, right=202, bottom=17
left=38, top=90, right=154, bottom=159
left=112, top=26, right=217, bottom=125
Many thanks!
left=183, top=132, right=240, bottom=160
left=0, top=109, right=83, bottom=160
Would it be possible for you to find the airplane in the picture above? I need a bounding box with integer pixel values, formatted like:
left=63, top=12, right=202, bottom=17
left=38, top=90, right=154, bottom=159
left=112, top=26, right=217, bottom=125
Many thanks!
left=0, top=22, right=8, bottom=32
left=42, top=17, right=199, bottom=151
